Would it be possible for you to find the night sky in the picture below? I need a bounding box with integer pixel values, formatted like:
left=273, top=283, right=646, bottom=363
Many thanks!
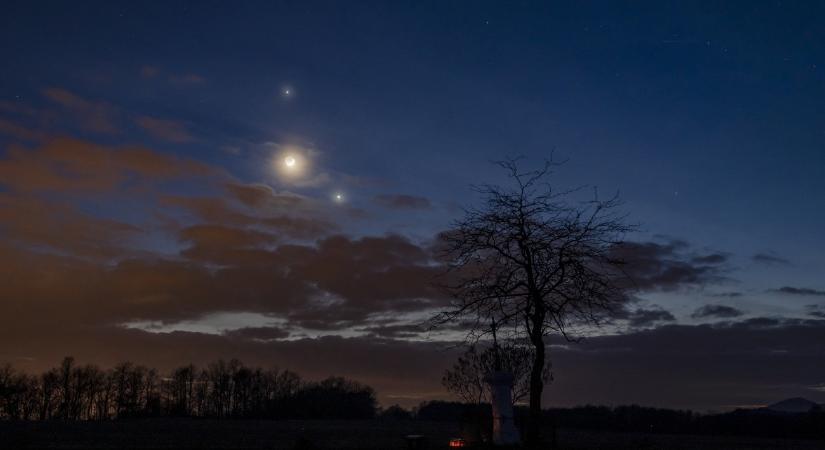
left=1, top=1, right=824, bottom=411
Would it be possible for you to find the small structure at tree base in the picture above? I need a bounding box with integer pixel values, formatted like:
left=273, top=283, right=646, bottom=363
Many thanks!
left=404, top=434, right=426, bottom=449
left=484, top=371, right=521, bottom=446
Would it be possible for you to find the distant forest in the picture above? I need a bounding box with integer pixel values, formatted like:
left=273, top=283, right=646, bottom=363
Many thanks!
left=0, top=357, right=376, bottom=421
left=1, top=358, right=823, bottom=441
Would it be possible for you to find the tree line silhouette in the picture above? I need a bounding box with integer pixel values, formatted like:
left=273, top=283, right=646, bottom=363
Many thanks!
left=2, top=357, right=823, bottom=442
left=414, top=401, right=825, bottom=441
left=0, top=357, right=376, bottom=420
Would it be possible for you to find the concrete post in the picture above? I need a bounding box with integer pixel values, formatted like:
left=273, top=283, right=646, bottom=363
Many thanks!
left=484, top=371, right=520, bottom=446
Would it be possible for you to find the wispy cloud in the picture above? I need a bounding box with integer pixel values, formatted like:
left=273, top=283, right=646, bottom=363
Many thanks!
left=609, top=239, right=730, bottom=292
left=691, top=304, right=744, bottom=319
left=752, top=252, right=791, bottom=266
left=770, top=286, right=825, bottom=297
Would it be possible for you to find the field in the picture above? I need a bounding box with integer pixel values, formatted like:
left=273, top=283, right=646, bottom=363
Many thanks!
left=1, top=419, right=823, bottom=450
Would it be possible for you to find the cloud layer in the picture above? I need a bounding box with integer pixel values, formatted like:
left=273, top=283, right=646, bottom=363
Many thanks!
left=0, top=124, right=822, bottom=410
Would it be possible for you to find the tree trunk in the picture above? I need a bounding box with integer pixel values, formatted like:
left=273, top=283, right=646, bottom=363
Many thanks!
left=526, top=315, right=546, bottom=448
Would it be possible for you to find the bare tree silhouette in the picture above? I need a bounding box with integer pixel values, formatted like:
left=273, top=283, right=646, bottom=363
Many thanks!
left=442, top=342, right=550, bottom=406
left=432, top=158, right=633, bottom=447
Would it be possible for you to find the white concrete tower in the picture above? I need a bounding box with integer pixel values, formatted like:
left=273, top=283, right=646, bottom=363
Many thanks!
left=484, top=371, right=521, bottom=446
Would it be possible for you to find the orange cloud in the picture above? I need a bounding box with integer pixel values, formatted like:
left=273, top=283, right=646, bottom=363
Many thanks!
left=0, top=134, right=450, bottom=399
left=225, top=182, right=305, bottom=209
left=164, top=182, right=338, bottom=240
left=0, top=137, right=213, bottom=193
left=0, top=193, right=140, bottom=258
left=0, top=118, right=47, bottom=142
left=41, top=87, right=120, bottom=134
left=181, top=224, right=278, bottom=251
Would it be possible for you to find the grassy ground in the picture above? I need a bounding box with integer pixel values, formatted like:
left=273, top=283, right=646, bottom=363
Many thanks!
left=1, top=419, right=823, bottom=449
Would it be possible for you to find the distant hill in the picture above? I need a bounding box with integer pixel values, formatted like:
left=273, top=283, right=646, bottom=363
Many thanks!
left=765, top=397, right=821, bottom=414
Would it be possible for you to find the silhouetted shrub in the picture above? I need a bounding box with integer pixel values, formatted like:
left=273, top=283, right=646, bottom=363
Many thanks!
left=380, top=404, right=412, bottom=420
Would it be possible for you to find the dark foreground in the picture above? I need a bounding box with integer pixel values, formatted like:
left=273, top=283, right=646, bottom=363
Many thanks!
left=1, top=419, right=823, bottom=450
